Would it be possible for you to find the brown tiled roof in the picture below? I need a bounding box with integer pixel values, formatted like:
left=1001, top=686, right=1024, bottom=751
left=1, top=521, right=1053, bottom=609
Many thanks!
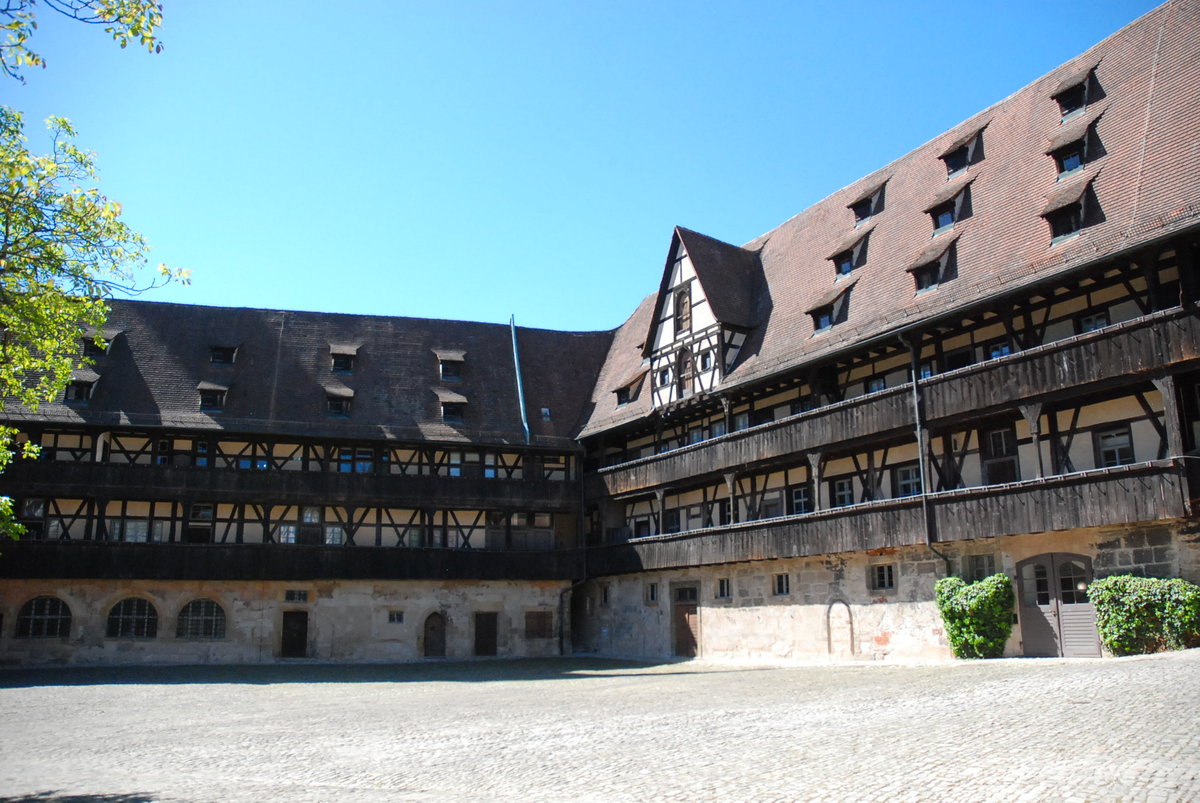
left=921, top=173, right=978, bottom=213
left=581, top=0, right=1200, bottom=437
left=4, top=301, right=612, bottom=450
left=1051, top=60, right=1099, bottom=97
left=805, top=280, right=856, bottom=314
left=825, top=224, right=875, bottom=260
left=907, top=230, right=962, bottom=272
left=848, top=177, right=889, bottom=209
left=676, top=227, right=763, bottom=328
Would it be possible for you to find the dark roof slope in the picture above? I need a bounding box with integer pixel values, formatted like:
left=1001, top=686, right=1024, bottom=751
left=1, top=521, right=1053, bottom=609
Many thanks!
left=581, top=0, right=1200, bottom=437
left=3, top=300, right=612, bottom=449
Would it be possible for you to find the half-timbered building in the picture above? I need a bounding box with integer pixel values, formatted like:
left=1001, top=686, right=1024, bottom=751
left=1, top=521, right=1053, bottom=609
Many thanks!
left=2, top=0, right=1199, bottom=664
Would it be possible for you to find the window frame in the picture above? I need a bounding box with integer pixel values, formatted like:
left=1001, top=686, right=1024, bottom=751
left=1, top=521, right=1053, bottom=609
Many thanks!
left=106, top=597, right=159, bottom=639
left=870, top=564, right=896, bottom=591
left=176, top=599, right=227, bottom=640
left=772, top=573, right=790, bottom=596
left=16, top=596, right=72, bottom=639
left=1094, top=425, right=1135, bottom=468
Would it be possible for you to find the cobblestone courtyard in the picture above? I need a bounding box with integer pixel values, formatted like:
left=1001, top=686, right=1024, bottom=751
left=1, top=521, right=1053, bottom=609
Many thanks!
left=1, top=650, right=1198, bottom=802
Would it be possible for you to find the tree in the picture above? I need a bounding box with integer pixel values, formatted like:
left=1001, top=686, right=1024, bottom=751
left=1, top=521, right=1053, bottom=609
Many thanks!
left=0, top=107, right=186, bottom=538
left=2, top=0, right=163, bottom=83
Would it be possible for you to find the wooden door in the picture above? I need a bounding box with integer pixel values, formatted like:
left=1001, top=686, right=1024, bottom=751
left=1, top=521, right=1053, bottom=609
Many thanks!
left=672, top=587, right=699, bottom=657
left=424, top=612, right=446, bottom=658
left=474, top=612, right=498, bottom=656
left=1018, top=553, right=1101, bottom=657
left=280, top=611, right=308, bottom=658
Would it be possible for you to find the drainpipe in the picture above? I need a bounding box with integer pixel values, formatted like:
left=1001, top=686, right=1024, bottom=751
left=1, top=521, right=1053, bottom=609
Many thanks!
left=510, top=315, right=531, bottom=445
left=899, top=333, right=952, bottom=575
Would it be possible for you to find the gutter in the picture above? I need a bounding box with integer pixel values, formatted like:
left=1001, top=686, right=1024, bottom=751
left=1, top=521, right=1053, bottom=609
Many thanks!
left=510, top=315, right=531, bottom=446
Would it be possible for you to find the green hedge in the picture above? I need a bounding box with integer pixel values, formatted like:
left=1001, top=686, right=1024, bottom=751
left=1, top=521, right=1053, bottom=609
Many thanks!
left=934, top=573, right=1014, bottom=659
left=1088, top=575, right=1200, bottom=656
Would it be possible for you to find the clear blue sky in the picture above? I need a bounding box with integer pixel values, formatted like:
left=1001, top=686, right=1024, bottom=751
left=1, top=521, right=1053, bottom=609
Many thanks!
left=7, top=0, right=1160, bottom=332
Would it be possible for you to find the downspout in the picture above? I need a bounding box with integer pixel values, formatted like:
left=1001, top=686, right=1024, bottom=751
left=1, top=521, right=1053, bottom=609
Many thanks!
left=900, top=333, right=952, bottom=575
left=510, top=315, right=531, bottom=445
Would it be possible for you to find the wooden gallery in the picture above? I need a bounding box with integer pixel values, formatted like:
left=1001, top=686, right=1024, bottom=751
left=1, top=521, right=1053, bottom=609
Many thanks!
left=3, top=1, right=1200, bottom=665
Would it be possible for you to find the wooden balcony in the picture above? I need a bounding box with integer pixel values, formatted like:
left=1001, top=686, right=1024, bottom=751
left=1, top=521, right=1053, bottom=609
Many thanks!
left=589, top=307, right=1200, bottom=498
left=0, top=461, right=579, bottom=511
left=0, top=540, right=582, bottom=582
left=586, top=460, right=1191, bottom=576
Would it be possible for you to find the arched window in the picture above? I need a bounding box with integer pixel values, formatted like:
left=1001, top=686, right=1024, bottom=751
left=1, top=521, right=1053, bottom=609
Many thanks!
left=106, top=598, right=158, bottom=639
left=176, top=599, right=226, bottom=640
left=16, top=596, right=72, bottom=639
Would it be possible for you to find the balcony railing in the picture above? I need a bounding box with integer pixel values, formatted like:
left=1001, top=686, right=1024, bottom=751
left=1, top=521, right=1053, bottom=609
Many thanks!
left=0, top=540, right=582, bottom=582
left=586, top=460, right=1190, bottom=576
left=0, top=461, right=579, bottom=510
left=590, top=307, right=1200, bottom=498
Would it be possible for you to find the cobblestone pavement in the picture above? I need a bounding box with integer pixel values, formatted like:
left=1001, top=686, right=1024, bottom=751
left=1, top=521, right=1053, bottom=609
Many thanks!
left=0, top=650, right=1198, bottom=802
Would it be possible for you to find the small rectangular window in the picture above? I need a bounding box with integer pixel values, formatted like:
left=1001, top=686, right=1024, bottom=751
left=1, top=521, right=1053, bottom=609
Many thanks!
left=716, top=578, right=731, bottom=599
left=967, top=554, right=996, bottom=583
left=893, top=464, right=922, bottom=498
left=277, top=524, right=297, bottom=544
left=942, top=145, right=969, bottom=177
left=324, top=525, right=344, bottom=545
left=675, top=586, right=698, bottom=603
left=440, top=360, right=461, bottom=382
left=615, top=387, right=631, bottom=406
left=850, top=197, right=874, bottom=224
left=83, top=339, right=108, bottom=359
left=834, top=250, right=854, bottom=277
left=210, top=346, right=236, bottom=364
left=985, top=340, right=1012, bottom=360
left=64, top=381, right=93, bottom=405
left=600, top=584, right=610, bottom=606
left=791, top=485, right=813, bottom=514
left=302, top=506, right=321, bottom=524
left=388, top=610, right=405, bottom=624
left=1076, top=310, right=1109, bottom=333
left=1095, top=427, right=1134, bottom=468
left=199, top=389, right=225, bottom=412
left=1054, top=143, right=1085, bottom=177
left=1055, top=83, right=1087, bottom=121
left=327, top=397, right=351, bottom=417
left=864, top=376, right=886, bottom=394
left=331, top=353, right=355, bottom=373
left=773, top=573, right=790, bottom=596
left=284, top=589, right=309, bottom=602
left=541, top=407, right=552, bottom=422
left=872, top=564, right=896, bottom=591
left=1048, top=203, right=1083, bottom=242
left=913, top=264, right=940, bottom=292
left=441, top=403, right=465, bottom=424
left=812, top=306, right=834, bottom=332
left=930, top=201, right=956, bottom=233
left=645, top=582, right=659, bottom=604
left=830, top=477, right=854, bottom=508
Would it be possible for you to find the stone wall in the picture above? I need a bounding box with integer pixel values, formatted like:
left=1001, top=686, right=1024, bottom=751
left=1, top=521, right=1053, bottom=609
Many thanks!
left=0, top=578, right=568, bottom=666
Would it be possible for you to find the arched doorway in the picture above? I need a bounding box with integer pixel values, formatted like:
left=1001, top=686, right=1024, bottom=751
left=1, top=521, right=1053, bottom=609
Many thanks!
left=1017, top=553, right=1101, bottom=657
left=423, top=611, right=446, bottom=658
left=826, top=600, right=855, bottom=659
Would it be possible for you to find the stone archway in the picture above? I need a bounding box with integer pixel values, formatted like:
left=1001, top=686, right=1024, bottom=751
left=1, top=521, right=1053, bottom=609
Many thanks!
left=423, top=611, right=446, bottom=658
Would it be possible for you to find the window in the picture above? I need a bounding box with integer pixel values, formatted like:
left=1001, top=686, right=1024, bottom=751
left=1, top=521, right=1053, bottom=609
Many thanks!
left=710, top=419, right=727, bottom=438
left=930, top=201, right=956, bottom=233
left=1053, top=142, right=1085, bottom=177
left=1055, top=83, right=1087, bottom=121
left=331, top=353, right=355, bottom=374
left=848, top=181, right=885, bottom=224
left=913, top=263, right=940, bottom=293
left=83, top=338, right=108, bottom=359
left=442, top=403, right=465, bottom=424
left=716, top=578, right=731, bottom=599
left=663, top=509, right=681, bottom=534
left=909, top=361, right=936, bottom=381
left=830, top=477, right=854, bottom=508
left=176, top=599, right=226, bottom=640
left=1047, top=203, right=1083, bottom=241
left=942, top=145, right=969, bottom=177
left=674, top=287, right=692, bottom=335
left=656, top=367, right=671, bottom=388
left=733, top=411, right=750, bottom=431
left=337, top=447, right=374, bottom=473
left=524, top=610, right=554, bottom=639
left=209, top=346, right=236, bottom=364
left=675, top=586, right=698, bottom=603
left=302, top=506, right=320, bottom=524
left=811, top=306, right=834, bottom=333
left=106, top=598, right=158, bottom=639
left=943, top=348, right=974, bottom=371
left=439, top=360, right=461, bottom=381
left=871, top=564, right=896, bottom=591
left=115, top=519, right=150, bottom=543
left=541, top=407, right=552, bottom=422
left=893, top=464, right=922, bottom=498
left=982, top=426, right=1020, bottom=485
left=615, top=387, right=631, bottom=406
left=864, top=376, right=886, bottom=394
left=64, top=381, right=92, bottom=405
left=773, top=573, right=790, bottom=596
left=1095, top=427, right=1134, bottom=467
left=645, top=582, right=659, bottom=604
left=16, top=596, right=71, bottom=639
left=967, top=554, right=996, bottom=583
left=327, top=396, right=351, bottom=417
left=1076, top=310, right=1109, bottom=333
left=833, top=250, right=854, bottom=277
left=698, top=350, right=714, bottom=372
left=284, top=589, right=309, bottom=602
left=600, top=584, right=610, bottom=606
left=388, top=610, right=405, bottom=624
left=278, top=524, right=297, bottom=544
left=324, top=525, right=344, bottom=545
left=199, top=389, right=225, bottom=412
left=790, top=485, right=813, bottom=514
left=675, top=350, right=695, bottom=399
left=985, top=340, right=1012, bottom=360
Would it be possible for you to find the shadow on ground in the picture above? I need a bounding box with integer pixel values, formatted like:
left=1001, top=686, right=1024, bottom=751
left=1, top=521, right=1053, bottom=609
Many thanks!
left=0, top=794, right=158, bottom=803
left=0, top=656, right=755, bottom=688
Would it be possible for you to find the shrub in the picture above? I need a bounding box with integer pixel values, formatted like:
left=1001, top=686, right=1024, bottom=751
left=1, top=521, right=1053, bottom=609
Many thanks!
left=934, top=573, right=1014, bottom=659
left=1088, top=575, right=1200, bottom=656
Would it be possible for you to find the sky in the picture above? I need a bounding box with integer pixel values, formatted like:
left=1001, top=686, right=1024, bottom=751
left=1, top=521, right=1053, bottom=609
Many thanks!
left=6, top=0, right=1162, bottom=333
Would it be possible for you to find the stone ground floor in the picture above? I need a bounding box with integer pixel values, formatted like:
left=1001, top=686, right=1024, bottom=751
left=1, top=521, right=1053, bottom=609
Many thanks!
left=0, top=651, right=1197, bottom=802
left=574, top=520, right=1200, bottom=663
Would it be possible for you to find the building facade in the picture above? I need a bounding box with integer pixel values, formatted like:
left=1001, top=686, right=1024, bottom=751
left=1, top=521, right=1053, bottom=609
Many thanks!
left=3, top=0, right=1200, bottom=664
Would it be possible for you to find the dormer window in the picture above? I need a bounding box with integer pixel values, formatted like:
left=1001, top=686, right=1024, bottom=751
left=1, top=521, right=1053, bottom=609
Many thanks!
left=1053, top=142, right=1084, bottom=177
left=942, top=146, right=969, bottom=177
left=811, top=306, right=834, bottom=332
left=326, top=397, right=351, bottom=417
left=82, top=339, right=108, bottom=359
left=907, top=231, right=959, bottom=295
left=64, top=381, right=93, bottom=405
left=442, top=402, right=465, bottom=424
left=434, top=348, right=466, bottom=382
left=331, top=353, right=355, bottom=373
left=806, top=280, right=855, bottom=335
left=834, top=251, right=853, bottom=277
left=1056, top=83, right=1087, bottom=120
left=930, top=202, right=956, bottom=233
left=913, top=265, right=940, bottom=292
left=210, top=346, right=236, bottom=365
left=826, top=225, right=873, bottom=279
left=938, top=123, right=986, bottom=179
left=1041, top=169, right=1098, bottom=244
left=1051, top=63, right=1098, bottom=122
left=924, top=177, right=974, bottom=236
left=1047, top=203, right=1083, bottom=241
left=847, top=179, right=887, bottom=225
left=541, top=407, right=552, bottom=422
left=199, top=389, right=225, bottom=412
left=616, top=387, right=631, bottom=406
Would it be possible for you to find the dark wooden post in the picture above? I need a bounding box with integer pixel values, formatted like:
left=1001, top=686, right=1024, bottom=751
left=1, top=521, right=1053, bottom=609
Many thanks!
left=1152, top=375, right=1185, bottom=458
left=1019, top=402, right=1045, bottom=479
